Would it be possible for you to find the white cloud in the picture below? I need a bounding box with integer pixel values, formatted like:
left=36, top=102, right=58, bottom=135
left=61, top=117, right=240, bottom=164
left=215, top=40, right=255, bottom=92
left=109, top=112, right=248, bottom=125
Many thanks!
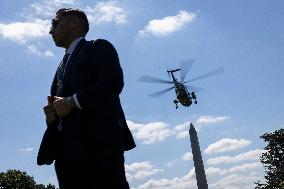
left=204, top=138, right=251, bottom=154
left=127, top=117, right=229, bottom=144
left=206, top=163, right=263, bottom=189
left=138, top=10, right=198, bottom=37
left=0, top=0, right=128, bottom=45
left=0, top=0, right=76, bottom=54
left=174, top=121, right=191, bottom=139
left=19, top=147, right=34, bottom=152
left=210, top=173, right=261, bottom=189
left=182, top=152, right=193, bottom=161
left=125, top=161, right=163, bottom=181
left=28, top=0, right=77, bottom=18
left=196, top=115, right=229, bottom=126
left=132, top=168, right=197, bottom=189
left=29, top=1, right=127, bottom=25
left=127, top=120, right=144, bottom=131
left=206, top=162, right=262, bottom=177
left=174, top=121, right=191, bottom=131
left=127, top=120, right=174, bottom=144
left=0, top=19, right=50, bottom=43
left=173, top=116, right=229, bottom=139
left=228, top=162, right=262, bottom=174
left=132, top=162, right=263, bottom=189
left=207, top=149, right=264, bottom=165
left=176, top=130, right=189, bottom=139
left=27, top=45, right=54, bottom=57
left=205, top=167, right=226, bottom=176
left=86, top=1, right=127, bottom=25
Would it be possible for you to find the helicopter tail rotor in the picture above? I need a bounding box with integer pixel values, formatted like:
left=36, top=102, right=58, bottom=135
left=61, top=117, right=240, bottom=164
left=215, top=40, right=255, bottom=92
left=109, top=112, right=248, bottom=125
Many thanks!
left=166, top=64, right=171, bottom=80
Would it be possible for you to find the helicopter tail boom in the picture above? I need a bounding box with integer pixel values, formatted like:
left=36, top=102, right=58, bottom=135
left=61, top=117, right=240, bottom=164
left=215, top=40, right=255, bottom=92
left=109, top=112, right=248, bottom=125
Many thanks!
left=167, top=68, right=181, bottom=73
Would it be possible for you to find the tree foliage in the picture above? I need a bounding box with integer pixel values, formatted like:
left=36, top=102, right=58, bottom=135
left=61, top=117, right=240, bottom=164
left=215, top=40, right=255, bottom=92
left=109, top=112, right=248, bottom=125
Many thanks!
left=255, top=129, right=284, bottom=189
left=0, top=170, right=58, bottom=189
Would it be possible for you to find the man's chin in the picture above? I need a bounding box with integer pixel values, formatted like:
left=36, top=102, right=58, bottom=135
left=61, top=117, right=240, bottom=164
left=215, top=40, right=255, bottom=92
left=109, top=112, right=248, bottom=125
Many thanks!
left=54, top=41, right=64, bottom=48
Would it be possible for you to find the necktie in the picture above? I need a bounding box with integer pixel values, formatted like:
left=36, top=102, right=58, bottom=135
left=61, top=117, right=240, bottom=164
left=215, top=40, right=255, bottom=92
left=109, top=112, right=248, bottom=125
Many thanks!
left=56, top=53, right=70, bottom=96
left=56, top=53, right=70, bottom=131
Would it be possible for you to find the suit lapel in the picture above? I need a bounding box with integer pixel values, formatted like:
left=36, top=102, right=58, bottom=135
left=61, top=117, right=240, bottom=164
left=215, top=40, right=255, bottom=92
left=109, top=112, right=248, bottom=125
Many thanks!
left=50, top=39, right=87, bottom=97
left=61, top=39, right=86, bottom=95
left=65, top=38, right=86, bottom=72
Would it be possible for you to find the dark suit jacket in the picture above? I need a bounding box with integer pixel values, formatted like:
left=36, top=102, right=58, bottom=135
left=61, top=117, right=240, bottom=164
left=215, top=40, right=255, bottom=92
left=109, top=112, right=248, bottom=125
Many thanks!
left=37, top=39, right=136, bottom=165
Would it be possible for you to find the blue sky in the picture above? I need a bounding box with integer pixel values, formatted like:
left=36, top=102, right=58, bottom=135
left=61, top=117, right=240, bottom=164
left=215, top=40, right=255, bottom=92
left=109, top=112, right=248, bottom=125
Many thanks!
left=0, top=0, right=283, bottom=188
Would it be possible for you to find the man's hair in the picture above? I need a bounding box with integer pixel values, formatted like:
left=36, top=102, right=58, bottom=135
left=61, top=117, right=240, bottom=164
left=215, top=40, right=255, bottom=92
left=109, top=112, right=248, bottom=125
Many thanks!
left=56, top=8, right=89, bottom=35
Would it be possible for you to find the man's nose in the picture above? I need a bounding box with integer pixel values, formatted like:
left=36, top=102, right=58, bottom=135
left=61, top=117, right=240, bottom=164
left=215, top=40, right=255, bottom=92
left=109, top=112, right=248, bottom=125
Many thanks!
left=49, top=26, right=54, bottom=34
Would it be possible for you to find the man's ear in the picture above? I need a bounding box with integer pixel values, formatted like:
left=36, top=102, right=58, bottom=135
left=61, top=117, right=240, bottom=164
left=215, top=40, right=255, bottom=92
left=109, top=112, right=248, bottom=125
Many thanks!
left=70, top=17, right=80, bottom=28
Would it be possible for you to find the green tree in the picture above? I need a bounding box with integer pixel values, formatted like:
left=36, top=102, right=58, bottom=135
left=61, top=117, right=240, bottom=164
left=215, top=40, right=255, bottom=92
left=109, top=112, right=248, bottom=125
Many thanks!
left=0, top=170, right=57, bottom=189
left=35, top=184, right=47, bottom=189
left=255, top=129, right=284, bottom=189
left=45, top=184, right=57, bottom=189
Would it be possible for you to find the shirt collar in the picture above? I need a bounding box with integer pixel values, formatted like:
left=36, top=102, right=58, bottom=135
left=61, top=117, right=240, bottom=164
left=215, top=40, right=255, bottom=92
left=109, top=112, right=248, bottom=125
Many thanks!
left=65, top=36, right=84, bottom=55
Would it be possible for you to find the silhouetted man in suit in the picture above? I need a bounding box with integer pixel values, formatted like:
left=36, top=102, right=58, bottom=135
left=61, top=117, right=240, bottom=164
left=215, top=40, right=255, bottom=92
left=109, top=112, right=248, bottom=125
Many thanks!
left=37, top=8, right=135, bottom=189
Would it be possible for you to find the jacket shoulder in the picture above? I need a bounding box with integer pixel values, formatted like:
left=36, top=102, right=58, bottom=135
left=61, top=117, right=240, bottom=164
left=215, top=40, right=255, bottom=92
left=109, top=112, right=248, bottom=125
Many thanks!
left=87, top=39, right=115, bottom=49
left=87, top=39, right=118, bottom=59
left=92, top=38, right=112, bottom=45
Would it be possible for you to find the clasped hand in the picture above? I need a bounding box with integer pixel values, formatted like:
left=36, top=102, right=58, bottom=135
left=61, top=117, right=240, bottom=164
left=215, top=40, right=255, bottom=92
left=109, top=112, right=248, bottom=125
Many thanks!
left=43, top=96, right=73, bottom=124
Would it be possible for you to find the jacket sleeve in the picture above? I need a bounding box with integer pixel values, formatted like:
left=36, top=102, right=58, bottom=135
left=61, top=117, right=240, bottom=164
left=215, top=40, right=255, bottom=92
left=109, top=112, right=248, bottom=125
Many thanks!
left=37, top=120, right=61, bottom=165
left=76, top=39, right=124, bottom=110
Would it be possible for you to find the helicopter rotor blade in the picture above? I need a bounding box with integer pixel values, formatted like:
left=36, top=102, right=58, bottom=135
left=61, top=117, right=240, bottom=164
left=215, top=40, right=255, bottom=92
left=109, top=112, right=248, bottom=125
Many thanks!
left=184, top=84, right=203, bottom=92
left=138, top=75, right=173, bottom=84
left=149, top=86, right=175, bottom=97
left=180, top=59, right=195, bottom=82
left=185, top=66, right=225, bottom=83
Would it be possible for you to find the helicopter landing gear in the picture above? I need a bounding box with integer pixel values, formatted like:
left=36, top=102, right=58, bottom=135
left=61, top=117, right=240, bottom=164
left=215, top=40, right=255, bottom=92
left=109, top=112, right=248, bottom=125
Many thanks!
left=191, top=92, right=197, bottom=104
left=174, top=100, right=179, bottom=109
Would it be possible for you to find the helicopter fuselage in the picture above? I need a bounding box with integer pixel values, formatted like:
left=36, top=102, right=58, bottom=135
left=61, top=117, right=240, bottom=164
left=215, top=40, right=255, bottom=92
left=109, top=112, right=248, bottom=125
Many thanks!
left=169, top=70, right=193, bottom=107
left=174, top=81, right=192, bottom=107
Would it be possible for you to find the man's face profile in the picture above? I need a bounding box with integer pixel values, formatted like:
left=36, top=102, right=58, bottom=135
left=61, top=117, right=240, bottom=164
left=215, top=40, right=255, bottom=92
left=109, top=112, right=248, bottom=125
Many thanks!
left=49, top=14, right=71, bottom=48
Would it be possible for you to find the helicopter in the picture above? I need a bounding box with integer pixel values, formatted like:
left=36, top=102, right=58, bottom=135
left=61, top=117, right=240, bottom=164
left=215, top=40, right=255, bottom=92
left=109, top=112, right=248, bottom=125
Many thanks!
left=138, top=59, right=225, bottom=109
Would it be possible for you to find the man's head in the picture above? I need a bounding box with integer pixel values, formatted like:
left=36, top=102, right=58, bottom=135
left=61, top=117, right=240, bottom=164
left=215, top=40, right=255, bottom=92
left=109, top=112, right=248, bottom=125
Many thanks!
left=49, top=8, right=89, bottom=49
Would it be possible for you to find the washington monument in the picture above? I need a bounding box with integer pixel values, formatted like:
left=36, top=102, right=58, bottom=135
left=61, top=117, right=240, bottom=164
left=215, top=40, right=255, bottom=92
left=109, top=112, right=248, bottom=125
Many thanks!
left=189, top=123, right=208, bottom=189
